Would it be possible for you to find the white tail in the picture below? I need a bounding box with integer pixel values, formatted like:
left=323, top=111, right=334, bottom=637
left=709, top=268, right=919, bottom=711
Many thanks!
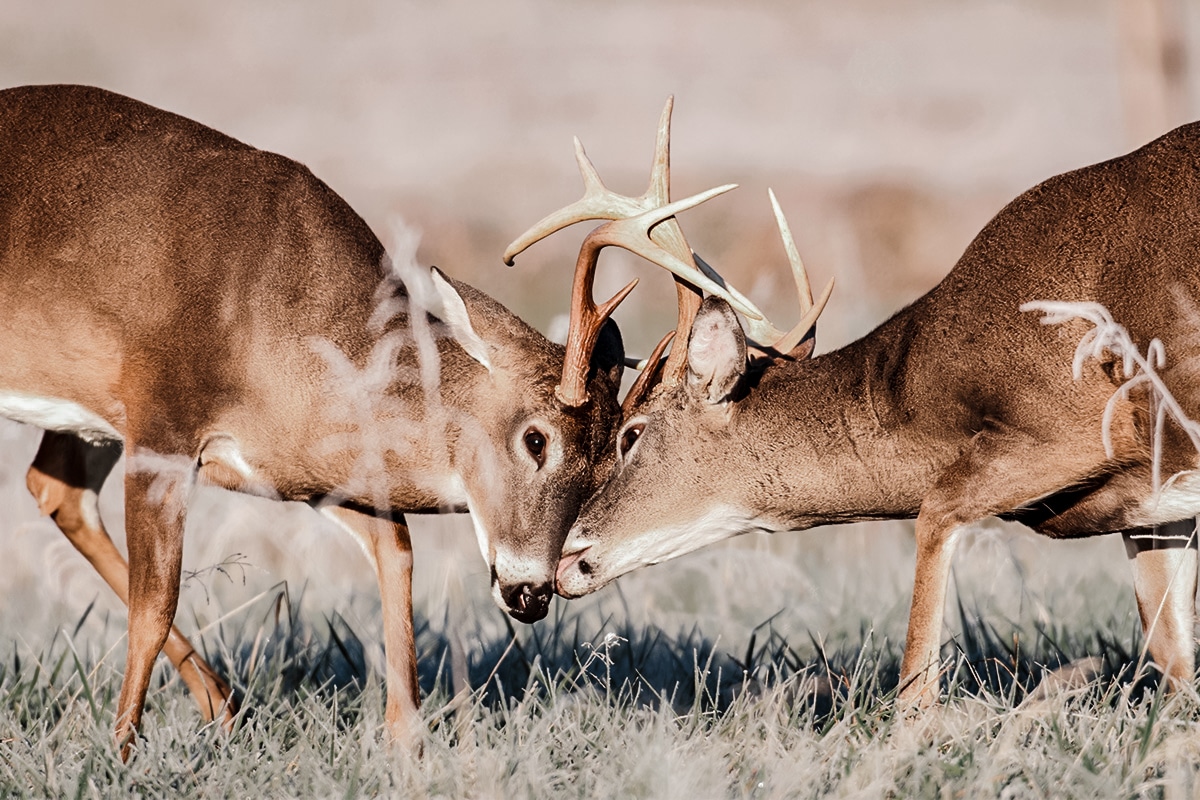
left=531, top=109, right=1200, bottom=705
left=0, top=84, right=630, bottom=756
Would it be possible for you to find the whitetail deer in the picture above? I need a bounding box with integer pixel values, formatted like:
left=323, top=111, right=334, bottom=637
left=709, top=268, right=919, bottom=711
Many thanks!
left=0, top=84, right=635, bottom=757
left=513, top=101, right=1200, bottom=705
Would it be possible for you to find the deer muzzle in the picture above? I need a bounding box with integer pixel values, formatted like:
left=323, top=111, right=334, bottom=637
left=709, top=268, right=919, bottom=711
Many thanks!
left=555, top=545, right=593, bottom=598
left=499, top=580, right=553, bottom=623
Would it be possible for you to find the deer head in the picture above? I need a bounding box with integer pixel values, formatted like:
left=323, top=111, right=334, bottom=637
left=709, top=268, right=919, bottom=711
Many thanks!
left=423, top=273, right=628, bottom=622
left=526, top=118, right=833, bottom=598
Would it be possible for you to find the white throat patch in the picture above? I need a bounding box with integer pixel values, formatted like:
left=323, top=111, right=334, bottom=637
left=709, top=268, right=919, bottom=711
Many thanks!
left=454, top=477, right=492, bottom=566
left=608, top=504, right=772, bottom=576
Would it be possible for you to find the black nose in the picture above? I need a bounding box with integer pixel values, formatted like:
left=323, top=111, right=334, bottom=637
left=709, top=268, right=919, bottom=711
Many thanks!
left=502, top=582, right=552, bottom=623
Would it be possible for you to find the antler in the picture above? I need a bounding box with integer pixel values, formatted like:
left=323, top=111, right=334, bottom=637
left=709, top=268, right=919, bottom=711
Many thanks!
left=505, top=97, right=834, bottom=407
left=550, top=184, right=738, bottom=405
left=763, top=189, right=835, bottom=354
left=621, top=330, right=674, bottom=417
left=505, top=96, right=740, bottom=406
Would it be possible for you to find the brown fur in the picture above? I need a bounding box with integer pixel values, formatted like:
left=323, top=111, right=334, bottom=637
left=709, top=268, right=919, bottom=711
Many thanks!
left=0, top=85, right=623, bottom=755
left=563, top=122, right=1200, bottom=703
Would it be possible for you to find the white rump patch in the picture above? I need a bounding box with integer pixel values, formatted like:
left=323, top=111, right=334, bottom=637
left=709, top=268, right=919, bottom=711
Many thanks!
left=0, top=391, right=120, bottom=442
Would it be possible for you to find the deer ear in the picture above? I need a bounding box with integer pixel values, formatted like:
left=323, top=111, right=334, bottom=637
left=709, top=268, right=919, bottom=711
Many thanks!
left=429, top=267, right=493, bottom=371
left=687, top=297, right=746, bottom=404
left=590, top=319, right=625, bottom=394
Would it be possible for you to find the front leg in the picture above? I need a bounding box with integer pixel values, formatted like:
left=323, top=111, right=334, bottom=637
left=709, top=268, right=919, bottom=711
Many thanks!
left=898, top=509, right=962, bottom=705
left=116, top=453, right=194, bottom=760
left=1123, top=520, right=1197, bottom=687
left=899, top=427, right=1112, bottom=707
left=27, top=432, right=235, bottom=727
left=323, top=506, right=420, bottom=747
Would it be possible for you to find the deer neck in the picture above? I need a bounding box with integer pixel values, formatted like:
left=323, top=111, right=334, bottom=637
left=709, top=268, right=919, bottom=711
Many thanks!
left=217, top=295, right=499, bottom=513
left=740, top=310, right=956, bottom=528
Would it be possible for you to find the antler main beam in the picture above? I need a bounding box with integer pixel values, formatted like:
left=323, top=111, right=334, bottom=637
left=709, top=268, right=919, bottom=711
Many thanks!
left=554, top=184, right=739, bottom=405
left=505, top=96, right=744, bottom=406
left=506, top=97, right=834, bottom=407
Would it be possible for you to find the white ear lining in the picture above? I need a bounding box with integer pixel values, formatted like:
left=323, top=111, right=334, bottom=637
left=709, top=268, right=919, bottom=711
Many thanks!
left=429, top=268, right=493, bottom=372
left=686, top=302, right=746, bottom=404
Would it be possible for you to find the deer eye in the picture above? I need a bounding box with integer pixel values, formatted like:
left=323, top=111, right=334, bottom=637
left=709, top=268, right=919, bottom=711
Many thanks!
left=524, top=427, right=547, bottom=467
left=618, top=423, right=645, bottom=460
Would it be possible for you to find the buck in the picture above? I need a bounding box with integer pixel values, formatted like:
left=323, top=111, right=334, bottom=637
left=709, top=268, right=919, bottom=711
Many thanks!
left=0, top=83, right=644, bottom=757
left=511, top=102, right=1200, bottom=705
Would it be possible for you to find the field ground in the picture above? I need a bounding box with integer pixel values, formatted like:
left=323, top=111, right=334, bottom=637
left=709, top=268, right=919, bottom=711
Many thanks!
left=2, top=507, right=1197, bottom=798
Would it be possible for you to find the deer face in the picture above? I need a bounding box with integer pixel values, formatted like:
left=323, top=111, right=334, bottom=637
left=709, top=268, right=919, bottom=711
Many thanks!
left=438, top=276, right=625, bottom=622
left=458, top=363, right=623, bottom=622
left=557, top=298, right=770, bottom=598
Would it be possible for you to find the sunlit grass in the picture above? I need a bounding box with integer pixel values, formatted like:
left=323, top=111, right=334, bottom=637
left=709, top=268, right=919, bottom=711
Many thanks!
left=4, top=559, right=1199, bottom=799
left=0, top=420, right=1190, bottom=797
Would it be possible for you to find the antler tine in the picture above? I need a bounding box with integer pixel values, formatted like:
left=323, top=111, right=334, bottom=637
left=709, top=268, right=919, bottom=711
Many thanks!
left=503, top=138, right=641, bottom=266
left=646, top=96, right=673, bottom=206
left=772, top=277, right=835, bottom=355
left=638, top=95, right=703, bottom=390
left=766, top=189, right=834, bottom=356
left=685, top=192, right=833, bottom=359
left=622, top=330, right=675, bottom=417
left=586, top=185, right=756, bottom=309
left=769, top=189, right=813, bottom=314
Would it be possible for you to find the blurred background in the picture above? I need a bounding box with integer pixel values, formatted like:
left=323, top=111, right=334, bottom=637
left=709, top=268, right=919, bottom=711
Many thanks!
left=1, top=0, right=1198, bottom=680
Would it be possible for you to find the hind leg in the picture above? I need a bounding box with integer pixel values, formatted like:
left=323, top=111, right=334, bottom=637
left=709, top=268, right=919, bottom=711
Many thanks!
left=26, top=431, right=236, bottom=727
left=1123, top=520, right=1197, bottom=688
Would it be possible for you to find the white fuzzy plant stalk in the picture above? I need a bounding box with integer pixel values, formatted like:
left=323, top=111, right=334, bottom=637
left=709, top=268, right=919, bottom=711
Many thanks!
left=1023, top=300, right=1200, bottom=499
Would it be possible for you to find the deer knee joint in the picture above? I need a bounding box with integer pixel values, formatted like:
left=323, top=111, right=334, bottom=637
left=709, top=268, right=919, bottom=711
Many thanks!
left=26, top=465, right=69, bottom=517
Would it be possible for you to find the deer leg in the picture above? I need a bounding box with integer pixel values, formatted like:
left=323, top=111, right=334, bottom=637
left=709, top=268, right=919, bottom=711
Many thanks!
left=323, top=505, right=421, bottom=748
left=1123, top=520, right=1197, bottom=688
left=26, top=431, right=236, bottom=727
left=113, top=450, right=193, bottom=760
left=899, top=428, right=1111, bottom=707
left=900, top=509, right=961, bottom=707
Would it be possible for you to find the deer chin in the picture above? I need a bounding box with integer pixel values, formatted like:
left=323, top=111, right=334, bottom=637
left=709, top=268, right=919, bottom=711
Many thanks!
left=558, top=504, right=768, bottom=597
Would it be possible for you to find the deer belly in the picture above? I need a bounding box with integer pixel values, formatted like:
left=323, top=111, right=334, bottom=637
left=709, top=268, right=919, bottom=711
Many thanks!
left=1133, top=470, right=1200, bottom=526
left=0, top=390, right=121, bottom=442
